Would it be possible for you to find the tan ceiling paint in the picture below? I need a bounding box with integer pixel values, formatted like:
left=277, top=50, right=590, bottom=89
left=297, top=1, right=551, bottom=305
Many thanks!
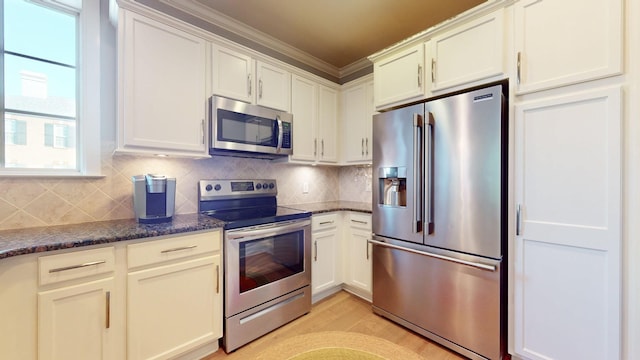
left=195, top=0, right=485, bottom=68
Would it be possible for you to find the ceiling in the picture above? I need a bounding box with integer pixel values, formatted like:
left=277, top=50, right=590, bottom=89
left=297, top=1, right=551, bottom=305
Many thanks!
left=192, top=0, right=485, bottom=70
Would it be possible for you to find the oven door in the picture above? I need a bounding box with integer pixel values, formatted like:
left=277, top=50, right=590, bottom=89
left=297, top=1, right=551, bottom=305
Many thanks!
left=225, top=219, right=311, bottom=317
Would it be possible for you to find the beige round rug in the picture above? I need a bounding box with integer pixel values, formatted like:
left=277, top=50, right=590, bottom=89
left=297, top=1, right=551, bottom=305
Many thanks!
left=256, top=331, right=423, bottom=360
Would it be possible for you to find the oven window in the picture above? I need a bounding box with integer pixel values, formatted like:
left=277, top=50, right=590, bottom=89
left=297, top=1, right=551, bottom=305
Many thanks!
left=217, top=109, right=276, bottom=146
left=239, top=229, right=304, bottom=293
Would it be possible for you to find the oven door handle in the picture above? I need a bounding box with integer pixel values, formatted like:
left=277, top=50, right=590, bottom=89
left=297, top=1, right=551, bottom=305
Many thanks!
left=226, top=219, right=311, bottom=241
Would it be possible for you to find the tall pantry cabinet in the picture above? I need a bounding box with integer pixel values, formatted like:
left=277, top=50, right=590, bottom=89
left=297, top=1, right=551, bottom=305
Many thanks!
left=511, top=0, right=623, bottom=359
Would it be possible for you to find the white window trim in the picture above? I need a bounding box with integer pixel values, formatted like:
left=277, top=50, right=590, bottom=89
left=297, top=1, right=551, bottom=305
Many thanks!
left=1, top=0, right=102, bottom=177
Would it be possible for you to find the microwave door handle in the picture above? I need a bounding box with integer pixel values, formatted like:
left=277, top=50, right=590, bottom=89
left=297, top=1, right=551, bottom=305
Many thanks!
left=276, top=115, right=283, bottom=153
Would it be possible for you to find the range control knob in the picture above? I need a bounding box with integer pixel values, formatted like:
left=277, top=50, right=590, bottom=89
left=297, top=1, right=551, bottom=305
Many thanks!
left=263, top=183, right=269, bottom=190
left=256, top=183, right=262, bottom=190
left=205, top=184, right=213, bottom=192
left=268, top=183, right=275, bottom=189
left=214, top=184, right=222, bottom=191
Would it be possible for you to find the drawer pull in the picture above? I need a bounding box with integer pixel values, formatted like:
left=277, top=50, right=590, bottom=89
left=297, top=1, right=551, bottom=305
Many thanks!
left=350, top=219, right=368, bottom=225
left=49, top=260, right=106, bottom=273
left=216, top=265, right=220, bottom=294
left=319, top=220, right=334, bottom=225
left=160, top=245, right=197, bottom=254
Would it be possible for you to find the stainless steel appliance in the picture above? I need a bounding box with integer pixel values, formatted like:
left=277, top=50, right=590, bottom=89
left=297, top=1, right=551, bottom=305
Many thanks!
left=198, top=179, right=311, bottom=352
left=371, top=81, right=507, bottom=360
left=132, top=174, right=176, bottom=223
left=209, top=96, right=293, bottom=159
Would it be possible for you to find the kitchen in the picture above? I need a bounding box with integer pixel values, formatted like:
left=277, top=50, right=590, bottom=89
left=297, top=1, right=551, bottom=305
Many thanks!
left=0, top=0, right=638, bottom=359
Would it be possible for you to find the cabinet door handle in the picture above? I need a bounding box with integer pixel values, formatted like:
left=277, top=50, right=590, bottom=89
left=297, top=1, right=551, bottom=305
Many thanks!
left=49, top=260, right=106, bottom=273
left=215, top=265, right=220, bottom=294
left=365, top=138, right=369, bottom=156
left=314, top=240, right=318, bottom=262
left=431, top=58, right=436, bottom=83
left=351, top=219, right=368, bottom=225
left=417, top=64, right=422, bottom=87
left=366, top=240, right=370, bottom=260
left=248, top=73, right=252, bottom=96
left=321, top=139, right=325, bottom=156
left=259, top=79, right=263, bottom=99
left=160, top=245, right=197, bottom=254
left=361, top=138, right=364, bottom=156
left=314, top=138, right=317, bottom=156
left=516, top=203, right=522, bottom=236
left=105, top=291, right=111, bottom=329
left=201, top=119, right=205, bottom=145
left=517, top=52, right=522, bottom=85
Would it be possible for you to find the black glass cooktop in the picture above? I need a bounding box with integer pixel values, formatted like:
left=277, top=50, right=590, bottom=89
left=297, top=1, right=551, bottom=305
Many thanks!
left=202, top=205, right=310, bottom=230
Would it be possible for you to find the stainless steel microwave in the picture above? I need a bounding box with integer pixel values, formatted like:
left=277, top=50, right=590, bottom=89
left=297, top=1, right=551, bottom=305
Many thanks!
left=209, top=96, right=293, bottom=159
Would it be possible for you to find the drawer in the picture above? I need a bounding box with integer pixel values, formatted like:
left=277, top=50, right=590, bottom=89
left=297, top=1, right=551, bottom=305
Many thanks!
left=128, top=230, right=221, bottom=269
left=348, top=213, right=371, bottom=230
left=38, top=246, right=115, bottom=286
left=312, top=213, right=339, bottom=231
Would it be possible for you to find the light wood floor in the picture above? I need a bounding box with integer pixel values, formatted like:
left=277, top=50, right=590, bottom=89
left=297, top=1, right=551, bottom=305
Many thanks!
left=203, top=290, right=465, bottom=359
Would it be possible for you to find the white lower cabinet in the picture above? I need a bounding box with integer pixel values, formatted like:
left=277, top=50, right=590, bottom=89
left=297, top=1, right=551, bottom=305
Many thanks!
left=311, top=213, right=342, bottom=299
left=513, top=87, right=622, bottom=360
left=343, top=213, right=372, bottom=300
left=37, top=246, right=118, bottom=360
left=127, top=231, right=223, bottom=360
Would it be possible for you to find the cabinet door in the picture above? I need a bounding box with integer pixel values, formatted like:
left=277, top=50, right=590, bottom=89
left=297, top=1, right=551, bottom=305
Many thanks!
left=430, top=10, right=504, bottom=92
left=127, top=255, right=221, bottom=360
left=348, top=228, right=372, bottom=296
left=373, top=43, right=424, bottom=110
left=120, top=11, right=207, bottom=155
left=256, top=61, right=291, bottom=111
left=513, top=87, right=621, bottom=360
left=342, top=84, right=367, bottom=163
left=290, top=75, right=318, bottom=162
left=514, top=0, right=622, bottom=94
left=211, top=45, right=253, bottom=103
left=311, top=229, right=339, bottom=295
left=38, top=277, right=116, bottom=360
left=317, top=85, right=338, bottom=163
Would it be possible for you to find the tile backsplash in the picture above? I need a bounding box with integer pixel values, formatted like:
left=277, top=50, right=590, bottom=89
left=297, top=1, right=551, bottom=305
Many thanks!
left=0, top=151, right=372, bottom=231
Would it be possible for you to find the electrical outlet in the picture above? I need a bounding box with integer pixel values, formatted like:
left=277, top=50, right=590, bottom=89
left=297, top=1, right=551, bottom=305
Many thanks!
left=302, top=182, right=309, bottom=194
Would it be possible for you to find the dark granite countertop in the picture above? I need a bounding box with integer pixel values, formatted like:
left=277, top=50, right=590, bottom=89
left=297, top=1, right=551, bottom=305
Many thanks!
left=0, top=202, right=370, bottom=261
left=0, top=214, right=225, bottom=261
left=285, top=201, right=372, bottom=215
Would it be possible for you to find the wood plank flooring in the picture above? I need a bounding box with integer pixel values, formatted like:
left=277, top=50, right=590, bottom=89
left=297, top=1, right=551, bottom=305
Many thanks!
left=203, top=290, right=465, bottom=359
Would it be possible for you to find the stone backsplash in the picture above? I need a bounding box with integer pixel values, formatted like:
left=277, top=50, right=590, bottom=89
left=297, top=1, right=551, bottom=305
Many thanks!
left=0, top=152, right=372, bottom=231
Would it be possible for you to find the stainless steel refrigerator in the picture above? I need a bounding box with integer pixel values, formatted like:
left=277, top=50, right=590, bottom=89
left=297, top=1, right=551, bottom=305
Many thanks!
left=371, top=82, right=507, bottom=360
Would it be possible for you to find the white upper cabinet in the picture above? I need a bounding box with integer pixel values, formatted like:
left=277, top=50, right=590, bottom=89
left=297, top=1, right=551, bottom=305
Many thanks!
left=429, top=9, right=505, bottom=92
left=373, top=43, right=425, bottom=110
left=341, top=77, right=374, bottom=164
left=117, top=10, right=208, bottom=157
left=211, top=45, right=253, bottom=104
left=514, top=0, right=623, bottom=94
left=290, top=74, right=338, bottom=164
left=256, top=61, right=291, bottom=111
left=317, top=86, right=339, bottom=163
left=211, top=45, right=291, bottom=111
left=513, top=87, right=622, bottom=360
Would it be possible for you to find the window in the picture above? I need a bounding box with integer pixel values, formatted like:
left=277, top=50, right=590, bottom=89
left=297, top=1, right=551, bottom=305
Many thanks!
left=1, top=0, right=100, bottom=176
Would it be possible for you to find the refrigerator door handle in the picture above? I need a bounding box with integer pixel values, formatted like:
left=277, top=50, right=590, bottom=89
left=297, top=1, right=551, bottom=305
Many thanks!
left=369, top=238, right=497, bottom=272
left=425, top=112, right=434, bottom=234
left=413, top=114, right=423, bottom=233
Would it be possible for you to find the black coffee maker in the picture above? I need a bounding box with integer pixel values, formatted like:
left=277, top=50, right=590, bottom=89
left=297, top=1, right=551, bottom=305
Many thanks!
left=132, top=174, right=176, bottom=223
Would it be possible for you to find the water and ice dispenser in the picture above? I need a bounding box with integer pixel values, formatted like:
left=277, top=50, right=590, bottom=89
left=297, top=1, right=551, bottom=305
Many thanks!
left=378, top=167, right=406, bottom=207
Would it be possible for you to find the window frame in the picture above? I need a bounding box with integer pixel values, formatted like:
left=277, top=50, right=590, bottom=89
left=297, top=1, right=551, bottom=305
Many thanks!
left=1, top=0, right=101, bottom=177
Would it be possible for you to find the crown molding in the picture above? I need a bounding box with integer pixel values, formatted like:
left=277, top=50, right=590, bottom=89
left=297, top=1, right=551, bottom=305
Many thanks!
left=156, top=0, right=372, bottom=81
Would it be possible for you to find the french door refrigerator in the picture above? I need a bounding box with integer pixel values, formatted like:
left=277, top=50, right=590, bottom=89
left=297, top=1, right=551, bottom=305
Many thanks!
left=371, top=81, right=507, bottom=360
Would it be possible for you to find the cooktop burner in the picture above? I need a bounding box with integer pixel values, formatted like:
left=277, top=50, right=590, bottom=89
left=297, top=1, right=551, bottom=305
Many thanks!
left=198, top=179, right=310, bottom=230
